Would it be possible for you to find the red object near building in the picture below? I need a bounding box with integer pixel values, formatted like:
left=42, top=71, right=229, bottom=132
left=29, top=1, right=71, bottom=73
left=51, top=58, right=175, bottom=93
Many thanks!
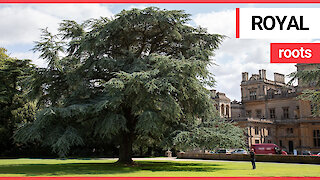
left=251, top=143, right=284, bottom=155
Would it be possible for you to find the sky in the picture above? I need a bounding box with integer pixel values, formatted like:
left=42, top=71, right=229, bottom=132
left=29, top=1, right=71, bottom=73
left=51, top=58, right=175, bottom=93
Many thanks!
left=1, top=3, right=320, bottom=101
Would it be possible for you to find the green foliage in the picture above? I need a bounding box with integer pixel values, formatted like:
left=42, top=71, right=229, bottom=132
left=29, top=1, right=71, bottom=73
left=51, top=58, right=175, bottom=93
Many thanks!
left=298, top=90, right=320, bottom=116
left=0, top=47, right=36, bottom=154
left=14, top=7, right=243, bottom=162
left=289, top=65, right=320, bottom=116
left=172, top=119, right=246, bottom=151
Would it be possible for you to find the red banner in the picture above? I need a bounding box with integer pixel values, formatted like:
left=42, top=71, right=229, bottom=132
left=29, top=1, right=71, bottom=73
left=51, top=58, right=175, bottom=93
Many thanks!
left=3, top=0, right=320, bottom=3
left=271, top=43, right=320, bottom=63
left=0, top=177, right=320, bottom=180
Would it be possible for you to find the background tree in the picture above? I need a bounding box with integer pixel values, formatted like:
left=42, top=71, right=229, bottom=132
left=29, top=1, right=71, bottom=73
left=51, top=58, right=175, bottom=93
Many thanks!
left=0, top=48, right=35, bottom=155
left=290, top=64, right=320, bottom=116
left=15, top=7, right=244, bottom=164
left=172, top=118, right=245, bottom=152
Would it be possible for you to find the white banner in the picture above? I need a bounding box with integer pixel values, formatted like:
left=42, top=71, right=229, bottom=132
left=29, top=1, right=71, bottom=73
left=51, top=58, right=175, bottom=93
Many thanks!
left=238, top=8, right=320, bottom=39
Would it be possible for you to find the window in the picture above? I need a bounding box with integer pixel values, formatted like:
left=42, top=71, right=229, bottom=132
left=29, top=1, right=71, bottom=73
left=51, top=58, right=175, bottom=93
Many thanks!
left=254, top=127, right=259, bottom=135
left=283, top=107, right=289, bottom=119
left=250, top=90, right=257, bottom=100
left=226, top=105, right=230, bottom=118
left=267, top=128, right=271, bottom=136
left=269, top=108, right=276, bottom=119
left=221, top=104, right=225, bottom=116
left=313, top=130, right=320, bottom=147
left=256, top=109, right=262, bottom=118
left=287, top=128, right=294, bottom=134
left=279, top=140, right=283, bottom=147
left=311, top=103, right=319, bottom=116
left=255, top=140, right=260, bottom=144
left=246, top=110, right=252, bottom=118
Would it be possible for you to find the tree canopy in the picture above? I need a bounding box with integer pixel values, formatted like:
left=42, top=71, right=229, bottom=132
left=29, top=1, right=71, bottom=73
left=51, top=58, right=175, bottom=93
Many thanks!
left=172, top=118, right=245, bottom=151
left=15, top=7, right=245, bottom=164
left=290, top=64, right=320, bottom=116
left=0, top=48, right=35, bottom=155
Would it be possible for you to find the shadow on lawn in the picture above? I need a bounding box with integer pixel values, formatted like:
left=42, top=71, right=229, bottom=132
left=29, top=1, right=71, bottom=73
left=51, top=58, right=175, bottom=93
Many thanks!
left=0, top=161, right=225, bottom=176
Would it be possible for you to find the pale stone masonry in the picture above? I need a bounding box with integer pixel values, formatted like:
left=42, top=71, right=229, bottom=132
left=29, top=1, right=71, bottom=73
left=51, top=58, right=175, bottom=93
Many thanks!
left=211, top=89, right=231, bottom=118
left=228, top=64, right=320, bottom=154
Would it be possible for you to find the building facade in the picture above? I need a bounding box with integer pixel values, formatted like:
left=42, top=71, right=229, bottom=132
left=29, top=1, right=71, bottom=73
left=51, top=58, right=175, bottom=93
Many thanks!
left=231, top=65, right=320, bottom=154
left=211, top=89, right=231, bottom=118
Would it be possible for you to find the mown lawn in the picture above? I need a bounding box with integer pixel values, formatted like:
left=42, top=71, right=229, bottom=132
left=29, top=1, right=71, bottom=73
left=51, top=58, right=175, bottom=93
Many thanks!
left=0, top=158, right=319, bottom=177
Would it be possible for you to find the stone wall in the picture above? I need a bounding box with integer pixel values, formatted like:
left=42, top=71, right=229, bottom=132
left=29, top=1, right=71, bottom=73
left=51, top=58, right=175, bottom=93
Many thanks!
left=177, top=153, right=320, bottom=164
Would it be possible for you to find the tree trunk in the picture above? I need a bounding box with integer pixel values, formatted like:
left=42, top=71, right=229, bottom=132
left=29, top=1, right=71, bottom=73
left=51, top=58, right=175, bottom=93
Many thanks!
left=147, top=147, right=152, bottom=157
left=117, top=106, right=136, bottom=164
left=139, top=146, right=143, bottom=156
left=117, top=132, right=134, bottom=164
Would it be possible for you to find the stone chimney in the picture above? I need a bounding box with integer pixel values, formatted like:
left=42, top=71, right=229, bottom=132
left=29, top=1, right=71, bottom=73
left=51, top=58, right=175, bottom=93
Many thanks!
left=242, top=72, right=248, bottom=82
left=252, top=74, right=259, bottom=80
left=259, top=69, right=266, bottom=80
left=274, top=73, right=285, bottom=84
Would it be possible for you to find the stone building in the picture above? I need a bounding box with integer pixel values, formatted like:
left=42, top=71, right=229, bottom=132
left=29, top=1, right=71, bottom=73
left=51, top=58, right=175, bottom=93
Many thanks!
left=231, top=65, right=320, bottom=154
left=211, top=89, right=231, bottom=118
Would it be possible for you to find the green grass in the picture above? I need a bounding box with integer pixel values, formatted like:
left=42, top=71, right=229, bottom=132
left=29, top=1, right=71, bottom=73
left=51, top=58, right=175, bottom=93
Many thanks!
left=0, top=158, right=319, bottom=177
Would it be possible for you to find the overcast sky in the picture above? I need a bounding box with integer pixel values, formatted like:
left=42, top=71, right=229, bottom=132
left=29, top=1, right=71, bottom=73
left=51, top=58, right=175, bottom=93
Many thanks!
left=1, top=3, right=319, bottom=101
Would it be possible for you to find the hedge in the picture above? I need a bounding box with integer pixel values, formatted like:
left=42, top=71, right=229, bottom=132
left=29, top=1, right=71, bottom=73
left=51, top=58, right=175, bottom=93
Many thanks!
left=177, top=153, right=320, bottom=164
